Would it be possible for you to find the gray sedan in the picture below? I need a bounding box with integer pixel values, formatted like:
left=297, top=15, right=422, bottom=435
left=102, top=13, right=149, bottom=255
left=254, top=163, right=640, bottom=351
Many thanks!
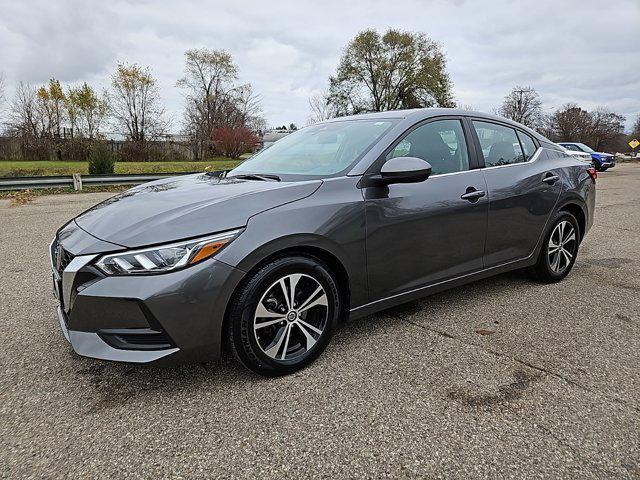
left=50, top=109, right=596, bottom=376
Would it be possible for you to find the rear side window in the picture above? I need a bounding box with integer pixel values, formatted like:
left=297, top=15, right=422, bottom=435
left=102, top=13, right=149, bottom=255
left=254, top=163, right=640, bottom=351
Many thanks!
left=472, top=121, right=524, bottom=167
left=517, top=131, right=537, bottom=161
left=386, top=119, right=469, bottom=175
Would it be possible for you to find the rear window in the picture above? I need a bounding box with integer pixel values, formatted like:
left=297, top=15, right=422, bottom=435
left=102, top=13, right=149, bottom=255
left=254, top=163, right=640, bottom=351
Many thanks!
left=472, top=121, right=524, bottom=167
left=517, top=132, right=537, bottom=161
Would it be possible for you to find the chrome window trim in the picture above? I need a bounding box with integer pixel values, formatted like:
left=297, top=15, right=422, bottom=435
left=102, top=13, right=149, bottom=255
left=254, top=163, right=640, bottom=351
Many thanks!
left=427, top=168, right=482, bottom=179
left=421, top=146, right=543, bottom=179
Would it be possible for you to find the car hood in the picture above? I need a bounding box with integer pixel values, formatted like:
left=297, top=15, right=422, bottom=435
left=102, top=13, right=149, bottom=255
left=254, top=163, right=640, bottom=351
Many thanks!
left=594, top=152, right=613, bottom=157
left=74, top=173, right=322, bottom=248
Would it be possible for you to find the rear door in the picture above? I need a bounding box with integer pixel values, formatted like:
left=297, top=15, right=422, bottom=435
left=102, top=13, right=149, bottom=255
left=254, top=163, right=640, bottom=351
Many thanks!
left=363, top=117, right=488, bottom=300
left=469, top=119, right=562, bottom=267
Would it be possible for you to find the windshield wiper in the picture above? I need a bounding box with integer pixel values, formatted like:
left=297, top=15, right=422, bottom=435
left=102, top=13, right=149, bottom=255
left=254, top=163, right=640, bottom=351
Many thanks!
left=228, top=173, right=281, bottom=182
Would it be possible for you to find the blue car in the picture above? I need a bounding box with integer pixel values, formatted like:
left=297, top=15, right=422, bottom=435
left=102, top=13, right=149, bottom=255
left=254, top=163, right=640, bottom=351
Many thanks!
left=559, top=142, right=615, bottom=171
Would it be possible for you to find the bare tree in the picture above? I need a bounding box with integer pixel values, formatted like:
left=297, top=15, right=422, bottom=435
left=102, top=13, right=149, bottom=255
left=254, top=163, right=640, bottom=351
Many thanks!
left=632, top=115, right=640, bottom=137
left=227, top=83, right=265, bottom=132
left=110, top=63, right=167, bottom=142
left=0, top=73, right=6, bottom=112
left=498, top=86, right=542, bottom=128
left=546, top=103, right=625, bottom=151
left=588, top=107, right=625, bottom=151
left=177, top=48, right=263, bottom=158
left=307, top=89, right=336, bottom=125
left=7, top=82, right=39, bottom=137
left=547, top=103, right=592, bottom=142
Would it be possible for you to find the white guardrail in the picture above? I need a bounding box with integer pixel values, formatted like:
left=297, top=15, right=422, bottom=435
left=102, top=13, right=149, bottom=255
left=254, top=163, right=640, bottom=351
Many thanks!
left=0, top=171, right=224, bottom=191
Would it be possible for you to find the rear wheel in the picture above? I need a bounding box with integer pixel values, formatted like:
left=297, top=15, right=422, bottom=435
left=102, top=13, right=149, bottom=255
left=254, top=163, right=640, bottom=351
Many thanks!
left=530, top=211, right=580, bottom=283
left=227, top=255, right=340, bottom=376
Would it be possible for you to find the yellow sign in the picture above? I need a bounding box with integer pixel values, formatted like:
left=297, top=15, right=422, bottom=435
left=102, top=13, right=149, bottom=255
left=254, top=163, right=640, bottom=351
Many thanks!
left=630, top=139, right=640, bottom=149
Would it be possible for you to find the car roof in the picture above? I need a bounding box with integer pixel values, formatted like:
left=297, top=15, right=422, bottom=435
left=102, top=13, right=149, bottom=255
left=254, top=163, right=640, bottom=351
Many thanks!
left=323, top=108, right=549, bottom=143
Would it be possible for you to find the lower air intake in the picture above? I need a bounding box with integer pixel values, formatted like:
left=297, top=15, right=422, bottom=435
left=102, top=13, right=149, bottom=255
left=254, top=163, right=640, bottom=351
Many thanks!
left=98, top=329, right=174, bottom=351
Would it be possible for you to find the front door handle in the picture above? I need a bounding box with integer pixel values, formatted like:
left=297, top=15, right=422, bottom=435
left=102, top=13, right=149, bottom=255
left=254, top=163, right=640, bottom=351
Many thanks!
left=542, top=173, right=560, bottom=184
left=460, top=188, right=486, bottom=202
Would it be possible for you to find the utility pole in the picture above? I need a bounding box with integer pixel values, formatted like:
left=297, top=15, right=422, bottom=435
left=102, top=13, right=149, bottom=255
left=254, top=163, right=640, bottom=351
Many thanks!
left=515, top=89, right=526, bottom=123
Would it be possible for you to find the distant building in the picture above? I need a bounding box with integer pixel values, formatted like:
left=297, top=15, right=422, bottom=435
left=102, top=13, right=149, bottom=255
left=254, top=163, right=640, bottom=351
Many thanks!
left=261, top=130, right=293, bottom=150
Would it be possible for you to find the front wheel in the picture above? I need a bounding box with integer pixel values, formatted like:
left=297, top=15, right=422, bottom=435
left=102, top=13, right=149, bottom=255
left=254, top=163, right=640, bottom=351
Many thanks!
left=530, top=211, right=581, bottom=283
left=226, top=255, right=341, bottom=376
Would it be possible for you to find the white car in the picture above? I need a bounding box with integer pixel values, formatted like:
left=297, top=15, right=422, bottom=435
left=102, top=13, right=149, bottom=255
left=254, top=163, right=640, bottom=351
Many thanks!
left=556, top=144, right=593, bottom=164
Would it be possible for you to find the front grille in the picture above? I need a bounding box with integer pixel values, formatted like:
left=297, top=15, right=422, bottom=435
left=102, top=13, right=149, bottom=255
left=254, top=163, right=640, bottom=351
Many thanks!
left=53, top=240, right=74, bottom=275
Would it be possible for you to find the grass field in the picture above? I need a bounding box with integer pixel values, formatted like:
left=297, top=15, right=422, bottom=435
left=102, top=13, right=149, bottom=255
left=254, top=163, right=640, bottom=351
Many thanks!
left=0, top=158, right=243, bottom=177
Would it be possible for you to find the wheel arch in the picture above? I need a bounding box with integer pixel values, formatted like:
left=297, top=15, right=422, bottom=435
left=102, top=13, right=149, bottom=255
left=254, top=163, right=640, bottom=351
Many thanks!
left=252, top=244, right=351, bottom=317
left=557, top=200, right=587, bottom=242
left=221, top=241, right=352, bottom=352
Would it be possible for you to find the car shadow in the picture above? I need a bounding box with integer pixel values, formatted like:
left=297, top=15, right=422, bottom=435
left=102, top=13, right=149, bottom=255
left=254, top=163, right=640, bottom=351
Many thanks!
left=74, top=269, right=537, bottom=414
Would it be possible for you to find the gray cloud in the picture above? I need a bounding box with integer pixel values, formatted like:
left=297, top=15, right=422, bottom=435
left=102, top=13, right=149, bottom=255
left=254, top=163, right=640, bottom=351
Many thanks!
left=1, top=0, right=638, bottom=130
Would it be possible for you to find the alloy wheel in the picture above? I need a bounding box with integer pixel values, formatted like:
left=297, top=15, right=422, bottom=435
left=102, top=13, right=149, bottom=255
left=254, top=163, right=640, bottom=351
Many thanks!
left=253, top=273, right=329, bottom=361
left=547, top=220, right=576, bottom=274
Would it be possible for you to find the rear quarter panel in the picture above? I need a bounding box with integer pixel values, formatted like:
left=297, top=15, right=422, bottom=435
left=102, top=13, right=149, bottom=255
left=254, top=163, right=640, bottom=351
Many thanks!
left=556, top=157, right=596, bottom=236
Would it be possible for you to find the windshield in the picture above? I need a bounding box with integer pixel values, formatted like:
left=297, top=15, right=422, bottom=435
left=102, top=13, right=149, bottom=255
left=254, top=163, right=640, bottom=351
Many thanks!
left=230, top=120, right=395, bottom=178
left=575, top=143, right=595, bottom=153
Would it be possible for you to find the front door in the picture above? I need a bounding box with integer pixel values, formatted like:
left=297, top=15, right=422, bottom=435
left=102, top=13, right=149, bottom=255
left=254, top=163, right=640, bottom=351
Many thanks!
left=363, top=118, right=488, bottom=301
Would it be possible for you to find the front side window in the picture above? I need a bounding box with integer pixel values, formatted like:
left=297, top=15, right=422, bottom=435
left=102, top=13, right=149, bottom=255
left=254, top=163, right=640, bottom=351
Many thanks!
left=386, top=119, right=470, bottom=175
left=472, top=121, right=524, bottom=167
left=517, top=131, right=538, bottom=161
left=231, top=120, right=395, bottom=178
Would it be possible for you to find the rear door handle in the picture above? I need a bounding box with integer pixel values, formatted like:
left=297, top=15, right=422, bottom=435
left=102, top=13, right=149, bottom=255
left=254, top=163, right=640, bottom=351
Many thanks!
left=460, top=188, right=486, bottom=202
left=542, top=173, right=560, bottom=184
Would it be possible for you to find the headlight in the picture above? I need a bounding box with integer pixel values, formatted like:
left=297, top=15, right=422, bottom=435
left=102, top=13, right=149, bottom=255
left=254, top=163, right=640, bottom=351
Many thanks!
left=95, top=229, right=242, bottom=275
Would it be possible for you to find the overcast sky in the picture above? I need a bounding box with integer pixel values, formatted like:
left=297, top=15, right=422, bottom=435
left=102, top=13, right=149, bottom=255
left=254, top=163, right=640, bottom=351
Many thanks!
left=1, top=0, right=639, bottom=131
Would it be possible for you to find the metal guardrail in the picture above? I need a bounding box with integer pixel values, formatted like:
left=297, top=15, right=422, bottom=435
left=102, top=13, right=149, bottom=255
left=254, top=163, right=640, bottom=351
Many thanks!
left=0, top=171, right=223, bottom=191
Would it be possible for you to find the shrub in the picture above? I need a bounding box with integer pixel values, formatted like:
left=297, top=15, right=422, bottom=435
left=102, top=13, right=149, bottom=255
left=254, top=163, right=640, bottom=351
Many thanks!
left=88, top=142, right=115, bottom=174
left=59, top=139, right=91, bottom=162
left=20, top=138, right=52, bottom=161
left=116, top=141, right=148, bottom=162
left=212, top=125, right=260, bottom=159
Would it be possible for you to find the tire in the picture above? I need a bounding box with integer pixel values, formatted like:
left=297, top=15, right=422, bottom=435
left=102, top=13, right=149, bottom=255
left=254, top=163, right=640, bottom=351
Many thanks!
left=600, top=167, right=608, bottom=172
left=594, top=163, right=603, bottom=172
left=226, top=255, right=341, bottom=376
left=530, top=211, right=581, bottom=283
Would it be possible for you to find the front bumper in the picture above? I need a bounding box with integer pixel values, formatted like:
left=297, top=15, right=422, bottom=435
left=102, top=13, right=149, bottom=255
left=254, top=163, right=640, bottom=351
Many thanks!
left=50, top=226, right=245, bottom=364
left=596, top=157, right=615, bottom=168
left=56, top=306, right=179, bottom=362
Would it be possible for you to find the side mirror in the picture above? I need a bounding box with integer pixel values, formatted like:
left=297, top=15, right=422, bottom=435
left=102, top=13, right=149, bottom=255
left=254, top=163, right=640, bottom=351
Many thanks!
left=372, top=157, right=432, bottom=185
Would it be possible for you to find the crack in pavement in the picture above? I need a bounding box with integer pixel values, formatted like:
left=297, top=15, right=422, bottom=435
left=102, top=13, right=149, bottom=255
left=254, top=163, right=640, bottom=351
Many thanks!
left=403, top=318, right=640, bottom=415
left=402, top=318, right=639, bottom=477
left=533, top=421, right=625, bottom=479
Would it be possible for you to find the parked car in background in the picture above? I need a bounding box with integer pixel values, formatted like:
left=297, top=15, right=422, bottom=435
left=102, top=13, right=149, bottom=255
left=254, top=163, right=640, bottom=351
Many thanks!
left=558, top=142, right=615, bottom=171
left=556, top=144, right=593, bottom=165
left=50, top=109, right=596, bottom=376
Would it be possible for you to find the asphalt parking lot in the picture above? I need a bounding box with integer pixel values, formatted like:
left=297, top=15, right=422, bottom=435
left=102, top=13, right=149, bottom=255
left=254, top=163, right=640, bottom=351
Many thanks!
left=1, top=164, right=639, bottom=479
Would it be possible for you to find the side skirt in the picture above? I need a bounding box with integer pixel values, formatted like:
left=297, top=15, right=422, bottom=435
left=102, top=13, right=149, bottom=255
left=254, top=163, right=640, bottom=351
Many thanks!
left=348, top=255, right=537, bottom=320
